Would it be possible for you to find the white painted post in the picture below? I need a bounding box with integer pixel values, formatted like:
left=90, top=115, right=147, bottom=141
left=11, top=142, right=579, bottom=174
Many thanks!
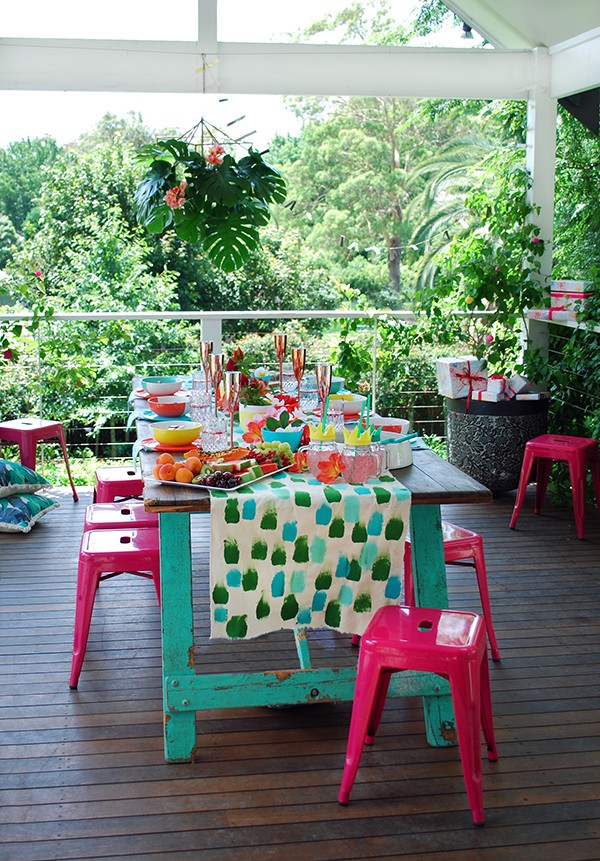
left=201, top=316, right=223, bottom=352
left=525, top=48, right=558, bottom=358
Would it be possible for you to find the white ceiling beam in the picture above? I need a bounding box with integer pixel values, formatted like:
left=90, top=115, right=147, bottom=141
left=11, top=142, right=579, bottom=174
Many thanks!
left=0, top=38, right=536, bottom=100
left=549, top=27, right=600, bottom=98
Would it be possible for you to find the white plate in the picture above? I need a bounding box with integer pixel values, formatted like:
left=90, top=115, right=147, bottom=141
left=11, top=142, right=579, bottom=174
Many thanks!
left=156, top=465, right=292, bottom=493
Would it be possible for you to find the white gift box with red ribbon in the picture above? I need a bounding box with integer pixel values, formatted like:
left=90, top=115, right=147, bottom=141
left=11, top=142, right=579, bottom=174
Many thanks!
left=515, top=392, right=549, bottom=401
left=473, top=390, right=505, bottom=402
left=550, top=290, right=593, bottom=310
left=551, top=280, right=593, bottom=294
left=436, top=356, right=488, bottom=399
left=487, top=374, right=510, bottom=398
left=528, top=307, right=579, bottom=322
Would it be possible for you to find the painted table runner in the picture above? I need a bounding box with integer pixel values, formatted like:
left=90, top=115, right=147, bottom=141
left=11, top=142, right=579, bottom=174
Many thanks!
left=209, top=472, right=411, bottom=640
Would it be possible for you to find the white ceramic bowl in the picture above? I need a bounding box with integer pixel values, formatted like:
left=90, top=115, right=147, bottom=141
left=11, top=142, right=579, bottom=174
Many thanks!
left=142, top=376, right=182, bottom=396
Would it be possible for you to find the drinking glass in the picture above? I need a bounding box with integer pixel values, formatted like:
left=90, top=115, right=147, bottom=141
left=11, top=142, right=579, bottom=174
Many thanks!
left=209, top=353, right=223, bottom=417
left=274, top=333, right=287, bottom=393
left=190, top=373, right=212, bottom=423
left=299, top=387, right=319, bottom=414
left=201, top=415, right=228, bottom=453
left=292, top=347, right=306, bottom=404
left=314, top=363, right=332, bottom=418
left=327, top=401, right=345, bottom=435
left=200, top=340, right=213, bottom=393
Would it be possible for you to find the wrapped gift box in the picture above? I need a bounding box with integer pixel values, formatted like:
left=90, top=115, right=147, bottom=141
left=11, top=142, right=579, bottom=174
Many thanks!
left=550, top=290, right=593, bottom=310
left=473, top=390, right=505, bottom=402
left=528, top=308, right=578, bottom=322
left=436, top=356, right=487, bottom=399
left=507, top=373, right=531, bottom=396
left=551, top=280, right=593, bottom=294
left=515, top=392, right=549, bottom=401
left=487, top=374, right=510, bottom=397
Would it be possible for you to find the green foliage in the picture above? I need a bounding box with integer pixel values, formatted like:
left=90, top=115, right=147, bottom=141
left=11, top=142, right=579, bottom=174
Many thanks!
left=0, top=214, right=19, bottom=269
left=0, top=136, right=62, bottom=233
left=553, top=107, right=600, bottom=278
left=418, top=149, right=546, bottom=371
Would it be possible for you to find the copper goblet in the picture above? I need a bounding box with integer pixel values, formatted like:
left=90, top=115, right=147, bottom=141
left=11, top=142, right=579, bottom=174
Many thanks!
left=274, top=333, right=287, bottom=393
left=291, top=347, right=306, bottom=406
left=209, top=353, right=223, bottom=417
left=224, top=371, right=241, bottom=448
left=200, top=340, right=213, bottom=393
left=314, top=363, right=332, bottom=418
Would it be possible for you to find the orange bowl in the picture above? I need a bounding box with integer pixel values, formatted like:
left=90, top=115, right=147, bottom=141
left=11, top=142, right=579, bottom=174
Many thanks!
left=148, top=395, right=188, bottom=418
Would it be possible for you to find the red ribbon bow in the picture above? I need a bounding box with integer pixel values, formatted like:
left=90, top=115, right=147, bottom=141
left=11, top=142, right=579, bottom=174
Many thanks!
left=451, top=361, right=487, bottom=411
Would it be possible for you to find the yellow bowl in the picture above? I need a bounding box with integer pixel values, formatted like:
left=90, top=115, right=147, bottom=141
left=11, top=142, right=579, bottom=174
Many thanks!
left=150, top=421, right=201, bottom=447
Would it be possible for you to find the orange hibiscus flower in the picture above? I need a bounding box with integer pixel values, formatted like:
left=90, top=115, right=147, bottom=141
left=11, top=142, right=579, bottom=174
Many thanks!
left=315, top=451, right=345, bottom=484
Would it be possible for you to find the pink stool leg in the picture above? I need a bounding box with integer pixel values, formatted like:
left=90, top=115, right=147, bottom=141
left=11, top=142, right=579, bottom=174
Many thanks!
left=448, top=659, right=485, bottom=825
left=55, top=425, right=79, bottom=502
left=479, top=655, right=498, bottom=763
left=18, top=434, right=38, bottom=471
left=510, top=446, right=536, bottom=530
left=569, top=452, right=587, bottom=540
left=471, top=539, right=501, bottom=662
left=533, top=458, right=552, bottom=514
left=365, top=668, right=393, bottom=744
left=338, top=649, right=383, bottom=805
left=403, top=543, right=415, bottom=606
left=590, top=449, right=600, bottom=515
left=69, top=555, right=99, bottom=689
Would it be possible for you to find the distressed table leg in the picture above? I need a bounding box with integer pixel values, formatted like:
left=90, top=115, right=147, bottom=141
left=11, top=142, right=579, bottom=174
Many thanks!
left=409, top=504, right=457, bottom=747
left=160, top=511, right=197, bottom=762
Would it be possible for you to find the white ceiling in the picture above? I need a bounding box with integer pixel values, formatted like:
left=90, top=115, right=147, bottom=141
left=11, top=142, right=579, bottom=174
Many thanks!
left=0, top=1, right=599, bottom=101
left=447, top=0, right=600, bottom=50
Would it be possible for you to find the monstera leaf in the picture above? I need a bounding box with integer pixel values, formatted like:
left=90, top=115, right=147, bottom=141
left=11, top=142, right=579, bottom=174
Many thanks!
left=201, top=209, right=262, bottom=272
left=133, top=131, right=287, bottom=271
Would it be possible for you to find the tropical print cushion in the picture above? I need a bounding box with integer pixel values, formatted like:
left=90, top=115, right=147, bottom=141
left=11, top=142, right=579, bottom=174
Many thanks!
left=0, top=459, right=51, bottom=499
left=0, top=493, right=60, bottom=533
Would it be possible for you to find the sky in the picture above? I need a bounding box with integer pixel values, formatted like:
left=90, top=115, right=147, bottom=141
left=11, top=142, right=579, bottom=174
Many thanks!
left=0, top=1, right=478, bottom=149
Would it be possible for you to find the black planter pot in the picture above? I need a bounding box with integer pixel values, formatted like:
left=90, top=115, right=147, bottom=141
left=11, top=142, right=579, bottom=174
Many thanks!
left=446, top=397, right=549, bottom=495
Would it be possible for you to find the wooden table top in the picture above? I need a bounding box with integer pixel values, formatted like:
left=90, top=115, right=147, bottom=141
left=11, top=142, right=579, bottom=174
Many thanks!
left=140, top=446, right=491, bottom=514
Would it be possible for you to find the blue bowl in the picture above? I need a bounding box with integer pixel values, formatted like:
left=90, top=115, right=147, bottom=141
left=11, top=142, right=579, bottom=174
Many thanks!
left=261, top=427, right=304, bottom=453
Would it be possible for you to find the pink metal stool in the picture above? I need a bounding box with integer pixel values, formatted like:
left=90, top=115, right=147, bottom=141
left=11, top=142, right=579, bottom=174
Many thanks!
left=404, top=522, right=501, bottom=661
left=69, top=527, right=160, bottom=689
left=510, top=434, right=600, bottom=540
left=339, top=605, right=498, bottom=825
left=94, top=465, right=144, bottom=504
left=83, top=501, right=158, bottom=531
left=352, top=522, right=501, bottom=662
left=0, top=417, right=78, bottom=501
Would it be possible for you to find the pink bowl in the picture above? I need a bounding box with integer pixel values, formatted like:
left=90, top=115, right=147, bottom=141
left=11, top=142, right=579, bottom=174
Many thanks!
left=148, top=396, right=187, bottom=418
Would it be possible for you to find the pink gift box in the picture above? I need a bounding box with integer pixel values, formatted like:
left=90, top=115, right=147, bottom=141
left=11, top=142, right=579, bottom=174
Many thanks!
left=436, top=356, right=487, bottom=399
left=550, top=291, right=593, bottom=310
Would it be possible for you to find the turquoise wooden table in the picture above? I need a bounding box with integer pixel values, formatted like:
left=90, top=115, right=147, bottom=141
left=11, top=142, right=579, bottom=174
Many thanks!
left=139, top=433, right=491, bottom=763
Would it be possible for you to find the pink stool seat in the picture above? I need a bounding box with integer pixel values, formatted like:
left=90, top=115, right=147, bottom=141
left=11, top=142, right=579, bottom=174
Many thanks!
left=510, top=434, right=600, bottom=540
left=83, top=501, right=158, bottom=531
left=0, top=417, right=78, bottom=501
left=339, top=605, right=498, bottom=825
left=405, top=522, right=501, bottom=661
left=94, top=465, right=144, bottom=504
left=69, top=527, right=160, bottom=689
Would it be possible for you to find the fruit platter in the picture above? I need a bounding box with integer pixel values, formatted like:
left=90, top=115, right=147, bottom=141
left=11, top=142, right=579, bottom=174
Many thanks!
left=151, top=441, right=296, bottom=492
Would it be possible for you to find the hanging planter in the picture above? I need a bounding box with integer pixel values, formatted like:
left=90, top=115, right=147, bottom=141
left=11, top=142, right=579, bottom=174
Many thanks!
left=133, top=119, right=287, bottom=271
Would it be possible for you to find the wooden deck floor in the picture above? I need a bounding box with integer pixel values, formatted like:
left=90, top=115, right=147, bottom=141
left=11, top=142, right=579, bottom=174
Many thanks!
left=2, top=486, right=600, bottom=861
